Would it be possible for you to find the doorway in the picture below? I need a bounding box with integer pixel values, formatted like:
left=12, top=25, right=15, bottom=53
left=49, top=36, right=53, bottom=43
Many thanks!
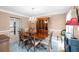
left=10, top=17, right=21, bottom=42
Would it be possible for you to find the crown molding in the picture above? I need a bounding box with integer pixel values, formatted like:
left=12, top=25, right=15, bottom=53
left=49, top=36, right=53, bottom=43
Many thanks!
left=36, top=11, right=66, bottom=17
left=0, top=9, right=29, bottom=17
left=0, top=8, right=67, bottom=18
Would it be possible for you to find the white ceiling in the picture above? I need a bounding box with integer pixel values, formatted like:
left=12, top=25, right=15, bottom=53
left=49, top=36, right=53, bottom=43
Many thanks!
left=0, top=6, right=71, bottom=17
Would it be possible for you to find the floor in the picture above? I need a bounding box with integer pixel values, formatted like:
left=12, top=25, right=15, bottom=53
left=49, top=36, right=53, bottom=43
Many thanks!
left=9, top=34, right=64, bottom=52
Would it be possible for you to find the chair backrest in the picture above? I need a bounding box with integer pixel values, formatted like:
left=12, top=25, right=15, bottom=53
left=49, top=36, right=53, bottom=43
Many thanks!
left=48, top=32, right=53, bottom=51
left=18, top=31, right=22, bottom=42
left=18, top=31, right=21, bottom=37
left=49, top=32, right=53, bottom=41
left=18, top=31, right=26, bottom=41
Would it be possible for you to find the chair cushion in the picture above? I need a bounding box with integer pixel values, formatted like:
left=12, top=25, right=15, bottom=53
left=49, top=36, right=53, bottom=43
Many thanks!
left=34, top=41, right=40, bottom=46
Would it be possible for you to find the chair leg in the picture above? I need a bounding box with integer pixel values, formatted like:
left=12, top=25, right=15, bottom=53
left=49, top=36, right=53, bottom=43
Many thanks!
left=22, top=43, right=24, bottom=48
left=48, top=42, right=51, bottom=52
left=19, top=41, right=20, bottom=46
left=34, top=47, right=36, bottom=52
left=19, top=40, right=21, bottom=46
left=27, top=47, right=31, bottom=52
left=41, top=44, right=47, bottom=49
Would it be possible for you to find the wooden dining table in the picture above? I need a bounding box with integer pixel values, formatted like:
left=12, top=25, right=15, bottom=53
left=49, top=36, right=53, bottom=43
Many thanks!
left=22, top=32, right=48, bottom=40
left=33, top=33, right=48, bottom=40
left=21, top=32, right=48, bottom=51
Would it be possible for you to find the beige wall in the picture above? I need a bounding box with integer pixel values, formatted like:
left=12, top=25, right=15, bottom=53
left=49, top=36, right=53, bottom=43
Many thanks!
left=73, top=7, right=79, bottom=39
left=74, top=26, right=79, bottom=39
left=0, top=11, right=10, bottom=31
left=48, top=14, right=66, bottom=37
left=0, top=11, right=29, bottom=35
left=20, top=16, right=29, bottom=31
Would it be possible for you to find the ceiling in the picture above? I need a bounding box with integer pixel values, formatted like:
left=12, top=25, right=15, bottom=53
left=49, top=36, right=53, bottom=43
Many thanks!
left=0, top=6, right=71, bottom=17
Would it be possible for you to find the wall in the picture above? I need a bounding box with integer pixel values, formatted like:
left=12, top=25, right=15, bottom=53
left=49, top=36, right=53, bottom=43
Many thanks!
left=48, top=14, right=66, bottom=37
left=20, top=16, right=29, bottom=31
left=0, top=11, right=10, bottom=31
left=0, top=11, right=10, bottom=36
left=73, top=7, right=79, bottom=39
left=0, top=11, right=29, bottom=36
left=74, top=26, right=79, bottom=39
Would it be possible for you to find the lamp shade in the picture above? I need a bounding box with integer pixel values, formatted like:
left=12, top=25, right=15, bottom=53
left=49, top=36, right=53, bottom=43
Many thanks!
left=66, top=21, right=71, bottom=25
left=66, top=18, right=78, bottom=25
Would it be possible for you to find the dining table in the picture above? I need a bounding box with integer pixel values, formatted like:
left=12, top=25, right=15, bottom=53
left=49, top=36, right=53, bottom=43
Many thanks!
left=21, top=31, right=48, bottom=51
left=22, top=32, right=48, bottom=40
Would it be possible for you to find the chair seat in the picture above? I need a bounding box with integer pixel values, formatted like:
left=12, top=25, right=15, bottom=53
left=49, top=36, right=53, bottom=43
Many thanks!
left=22, top=39, right=28, bottom=41
left=34, top=41, right=40, bottom=46
left=41, top=39, right=49, bottom=45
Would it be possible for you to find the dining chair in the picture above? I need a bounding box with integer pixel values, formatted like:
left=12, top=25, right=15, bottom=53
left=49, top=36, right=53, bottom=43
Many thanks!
left=18, top=29, right=25, bottom=45
left=33, top=36, right=41, bottom=52
left=24, top=33, right=38, bottom=52
left=40, top=32, right=53, bottom=52
left=26, top=32, right=41, bottom=52
left=18, top=31, right=29, bottom=48
left=18, top=31, right=23, bottom=46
